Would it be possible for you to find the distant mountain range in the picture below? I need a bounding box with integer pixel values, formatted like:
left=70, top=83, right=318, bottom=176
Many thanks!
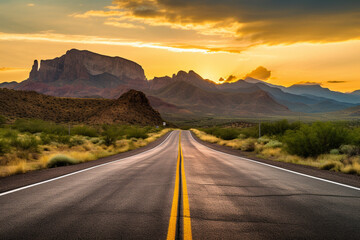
left=1, top=49, right=359, bottom=118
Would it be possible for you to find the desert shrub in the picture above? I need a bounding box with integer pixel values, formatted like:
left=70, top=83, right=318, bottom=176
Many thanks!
left=56, top=135, right=71, bottom=144
left=41, top=133, right=73, bottom=145
left=283, top=122, right=350, bottom=157
left=11, top=135, right=39, bottom=152
left=320, top=161, right=343, bottom=171
left=348, top=127, right=360, bottom=146
left=330, top=149, right=340, bottom=155
left=261, top=120, right=300, bottom=136
left=40, top=133, right=54, bottom=145
left=0, top=128, right=18, bottom=139
left=0, top=115, right=6, bottom=126
left=202, top=127, right=240, bottom=140
left=264, top=140, right=282, bottom=149
left=339, top=145, right=360, bottom=156
left=13, top=119, right=67, bottom=135
left=90, top=138, right=100, bottom=144
left=102, top=125, right=121, bottom=146
left=125, top=127, right=149, bottom=139
left=68, top=137, right=84, bottom=147
left=143, top=126, right=160, bottom=133
left=257, top=137, right=270, bottom=144
left=0, top=140, right=9, bottom=155
left=238, top=126, right=259, bottom=138
left=71, top=125, right=98, bottom=137
left=47, top=154, right=77, bottom=168
left=241, top=138, right=256, bottom=151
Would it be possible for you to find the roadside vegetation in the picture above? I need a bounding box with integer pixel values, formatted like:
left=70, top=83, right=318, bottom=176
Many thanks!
left=0, top=116, right=171, bottom=177
left=192, top=120, right=360, bottom=175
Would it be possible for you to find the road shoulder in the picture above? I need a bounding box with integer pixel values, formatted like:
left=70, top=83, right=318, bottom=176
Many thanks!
left=0, top=131, right=172, bottom=193
left=190, top=131, right=360, bottom=188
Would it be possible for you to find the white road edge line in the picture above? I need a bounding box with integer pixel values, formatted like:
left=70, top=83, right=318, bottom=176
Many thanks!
left=0, top=131, right=176, bottom=197
left=189, top=131, right=360, bottom=191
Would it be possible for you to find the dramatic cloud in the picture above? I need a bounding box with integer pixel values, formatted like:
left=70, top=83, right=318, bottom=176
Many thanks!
left=327, top=80, right=347, bottom=84
left=103, top=0, right=360, bottom=45
left=104, top=21, right=145, bottom=29
left=245, top=66, right=271, bottom=80
left=0, top=32, right=228, bottom=53
left=69, top=0, right=360, bottom=54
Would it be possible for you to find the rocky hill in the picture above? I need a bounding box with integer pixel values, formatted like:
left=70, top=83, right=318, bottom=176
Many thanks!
left=0, top=88, right=163, bottom=125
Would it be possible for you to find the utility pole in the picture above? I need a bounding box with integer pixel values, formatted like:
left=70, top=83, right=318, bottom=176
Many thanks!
left=68, top=124, right=71, bottom=136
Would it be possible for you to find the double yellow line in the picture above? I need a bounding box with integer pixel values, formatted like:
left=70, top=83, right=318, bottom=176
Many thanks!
left=167, top=131, right=192, bottom=240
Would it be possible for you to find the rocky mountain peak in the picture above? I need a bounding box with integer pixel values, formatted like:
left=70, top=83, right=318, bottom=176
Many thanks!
left=17, top=49, right=148, bottom=96
left=117, top=89, right=149, bottom=105
left=29, top=60, right=39, bottom=79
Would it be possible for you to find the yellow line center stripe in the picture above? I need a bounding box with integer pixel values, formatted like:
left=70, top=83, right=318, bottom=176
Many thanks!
left=180, top=133, right=192, bottom=239
left=166, top=131, right=192, bottom=240
left=166, top=134, right=181, bottom=240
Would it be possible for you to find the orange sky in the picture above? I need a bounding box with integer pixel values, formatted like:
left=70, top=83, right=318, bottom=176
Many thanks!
left=1, top=0, right=360, bottom=92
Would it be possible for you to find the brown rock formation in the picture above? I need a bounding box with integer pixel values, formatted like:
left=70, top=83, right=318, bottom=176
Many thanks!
left=16, top=49, right=148, bottom=96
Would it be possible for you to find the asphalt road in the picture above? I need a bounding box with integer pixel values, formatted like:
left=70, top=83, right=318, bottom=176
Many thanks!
left=0, top=130, right=359, bottom=239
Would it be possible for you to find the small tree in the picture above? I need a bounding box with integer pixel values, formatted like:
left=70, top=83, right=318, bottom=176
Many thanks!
left=102, top=125, right=120, bottom=146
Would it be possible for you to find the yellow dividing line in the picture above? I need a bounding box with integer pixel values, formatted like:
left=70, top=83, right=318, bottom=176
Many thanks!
left=167, top=131, right=192, bottom=240
left=166, top=134, right=181, bottom=240
left=180, top=133, right=192, bottom=239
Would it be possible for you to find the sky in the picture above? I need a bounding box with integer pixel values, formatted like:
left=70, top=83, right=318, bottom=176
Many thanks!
left=0, top=0, right=360, bottom=92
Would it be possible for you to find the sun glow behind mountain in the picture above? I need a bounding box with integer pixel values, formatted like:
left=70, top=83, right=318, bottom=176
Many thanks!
left=0, top=0, right=359, bottom=92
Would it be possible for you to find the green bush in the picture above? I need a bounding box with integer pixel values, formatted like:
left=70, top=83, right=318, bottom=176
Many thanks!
left=261, top=120, right=300, bottom=136
left=90, top=138, right=100, bottom=144
left=0, top=140, right=9, bottom=155
left=56, top=135, right=71, bottom=144
left=348, top=127, right=360, bottom=146
left=330, top=149, right=340, bottom=155
left=283, top=122, right=350, bottom=157
left=71, top=125, right=98, bottom=137
left=203, top=127, right=240, bottom=140
left=241, top=138, right=256, bottom=151
left=68, top=137, right=84, bottom=147
left=0, top=115, right=6, bottom=126
left=258, top=137, right=270, bottom=144
left=40, top=133, right=54, bottom=145
left=0, top=128, right=18, bottom=139
left=102, top=125, right=121, bottom=146
left=264, top=140, right=282, bottom=149
left=13, top=119, right=67, bottom=135
left=339, top=145, right=359, bottom=156
left=238, top=126, right=259, bottom=138
left=10, top=135, right=39, bottom=152
left=125, top=128, right=148, bottom=139
left=47, top=155, right=77, bottom=168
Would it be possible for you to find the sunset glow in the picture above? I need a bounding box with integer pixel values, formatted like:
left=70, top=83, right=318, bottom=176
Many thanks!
left=1, top=0, right=360, bottom=92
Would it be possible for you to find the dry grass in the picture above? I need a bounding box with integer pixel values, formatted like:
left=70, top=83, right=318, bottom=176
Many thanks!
left=191, top=128, right=360, bottom=175
left=0, top=128, right=172, bottom=177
